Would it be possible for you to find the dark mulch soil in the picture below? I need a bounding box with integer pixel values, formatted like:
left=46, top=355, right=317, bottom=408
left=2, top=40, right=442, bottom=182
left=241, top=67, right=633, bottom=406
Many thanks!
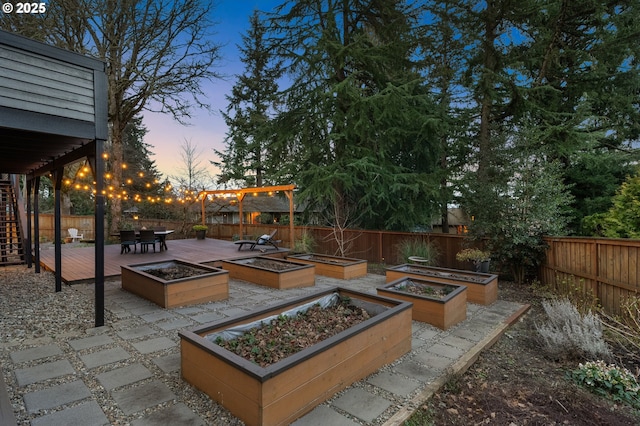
left=142, top=264, right=206, bottom=280
left=403, top=266, right=488, bottom=283
left=411, top=279, right=640, bottom=425
left=393, top=279, right=456, bottom=297
left=249, top=258, right=300, bottom=271
left=306, top=255, right=352, bottom=264
left=213, top=299, right=370, bottom=367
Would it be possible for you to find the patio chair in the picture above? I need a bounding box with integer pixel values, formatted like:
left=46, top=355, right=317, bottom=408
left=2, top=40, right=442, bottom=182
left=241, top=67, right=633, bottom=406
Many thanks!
left=68, top=228, right=84, bottom=242
left=234, top=229, right=281, bottom=252
left=119, top=230, right=137, bottom=254
left=139, top=229, right=157, bottom=253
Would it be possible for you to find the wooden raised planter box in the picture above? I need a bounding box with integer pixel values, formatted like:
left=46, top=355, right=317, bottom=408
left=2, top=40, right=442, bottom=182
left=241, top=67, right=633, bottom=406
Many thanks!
left=121, top=260, right=229, bottom=308
left=221, top=256, right=315, bottom=289
left=386, top=264, right=498, bottom=305
left=288, top=253, right=367, bottom=279
left=179, top=287, right=412, bottom=426
left=378, top=277, right=467, bottom=329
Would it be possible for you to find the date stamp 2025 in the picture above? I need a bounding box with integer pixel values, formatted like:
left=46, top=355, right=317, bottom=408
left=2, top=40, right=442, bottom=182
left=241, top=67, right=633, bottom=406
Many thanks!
left=2, top=2, right=47, bottom=14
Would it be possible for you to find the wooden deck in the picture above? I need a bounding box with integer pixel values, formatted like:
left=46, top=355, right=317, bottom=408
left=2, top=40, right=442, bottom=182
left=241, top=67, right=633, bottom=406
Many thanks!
left=38, top=238, right=288, bottom=284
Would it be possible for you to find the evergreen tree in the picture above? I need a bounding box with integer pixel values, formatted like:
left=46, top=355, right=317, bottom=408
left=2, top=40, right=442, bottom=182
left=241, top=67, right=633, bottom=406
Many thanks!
left=217, top=11, right=283, bottom=187
left=419, top=0, right=475, bottom=232
left=268, top=0, right=443, bottom=231
left=586, top=168, right=640, bottom=239
left=119, top=116, right=168, bottom=220
left=512, top=0, right=640, bottom=232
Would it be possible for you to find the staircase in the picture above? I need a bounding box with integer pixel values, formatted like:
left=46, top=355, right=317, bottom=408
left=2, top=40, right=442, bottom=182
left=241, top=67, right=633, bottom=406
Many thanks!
left=0, top=176, right=25, bottom=266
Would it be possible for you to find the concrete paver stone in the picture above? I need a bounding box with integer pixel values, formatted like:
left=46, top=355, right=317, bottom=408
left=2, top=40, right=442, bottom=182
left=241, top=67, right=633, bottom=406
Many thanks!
left=80, top=347, right=131, bottom=369
left=30, top=401, right=109, bottom=426
left=111, top=380, right=175, bottom=415
left=367, top=371, right=422, bottom=396
left=24, top=380, right=92, bottom=413
left=10, top=344, right=62, bottom=363
left=14, top=360, right=75, bottom=387
left=332, top=388, right=393, bottom=423
left=130, top=403, right=206, bottom=426
left=96, top=363, right=152, bottom=391
left=115, top=325, right=157, bottom=340
left=152, top=353, right=180, bottom=373
left=69, top=334, right=114, bottom=351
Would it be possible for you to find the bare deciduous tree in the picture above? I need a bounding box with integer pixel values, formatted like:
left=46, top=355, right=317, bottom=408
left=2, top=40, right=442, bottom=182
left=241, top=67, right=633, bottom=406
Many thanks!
left=2, top=0, right=223, bottom=233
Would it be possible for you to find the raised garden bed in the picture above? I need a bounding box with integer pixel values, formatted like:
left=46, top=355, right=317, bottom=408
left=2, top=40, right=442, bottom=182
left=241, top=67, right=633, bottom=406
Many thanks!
left=221, top=256, right=315, bottom=289
left=386, top=264, right=498, bottom=305
left=377, top=277, right=467, bottom=329
left=288, top=253, right=367, bottom=279
left=121, top=260, right=228, bottom=308
left=179, top=287, right=412, bottom=426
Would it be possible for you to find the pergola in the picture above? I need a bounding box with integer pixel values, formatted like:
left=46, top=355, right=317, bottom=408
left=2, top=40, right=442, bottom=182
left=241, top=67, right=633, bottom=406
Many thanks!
left=197, top=184, right=296, bottom=244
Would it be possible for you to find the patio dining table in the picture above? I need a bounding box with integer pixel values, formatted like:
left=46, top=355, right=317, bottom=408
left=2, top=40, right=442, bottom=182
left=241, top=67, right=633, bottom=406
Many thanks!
left=151, top=230, right=174, bottom=251
left=112, top=230, right=175, bottom=252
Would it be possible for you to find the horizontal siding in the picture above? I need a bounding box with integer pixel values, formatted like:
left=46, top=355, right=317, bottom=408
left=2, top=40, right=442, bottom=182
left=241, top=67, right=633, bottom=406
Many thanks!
left=0, top=45, right=95, bottom=121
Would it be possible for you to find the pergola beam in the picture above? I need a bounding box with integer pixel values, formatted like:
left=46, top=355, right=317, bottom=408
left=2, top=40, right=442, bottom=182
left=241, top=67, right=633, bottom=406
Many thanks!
left=198, top=185, right=296, bottom=246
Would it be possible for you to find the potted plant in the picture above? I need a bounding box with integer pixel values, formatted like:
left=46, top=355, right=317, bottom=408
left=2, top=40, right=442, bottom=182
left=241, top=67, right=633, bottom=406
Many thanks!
left=192, top=224, right=208, bottom=240
left=456, top=247, right=491, bottom=273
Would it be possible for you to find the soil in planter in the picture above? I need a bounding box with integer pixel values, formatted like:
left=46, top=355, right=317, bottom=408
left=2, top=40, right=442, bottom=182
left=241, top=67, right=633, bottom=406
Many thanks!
left=214, top=298, right=371, bottom=367
left=306, top=255, right=352, bottom=265
left=405, top=266, right=488, bottom=283
left=142, top=265, right=207, bottom=280
left=394, top=279, right=457, bottom=297
left=248, top=258, right=301, bottom=271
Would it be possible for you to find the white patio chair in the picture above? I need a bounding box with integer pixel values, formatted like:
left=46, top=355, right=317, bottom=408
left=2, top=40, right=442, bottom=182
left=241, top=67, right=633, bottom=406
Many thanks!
left=68, top=228, right=84, bottom=242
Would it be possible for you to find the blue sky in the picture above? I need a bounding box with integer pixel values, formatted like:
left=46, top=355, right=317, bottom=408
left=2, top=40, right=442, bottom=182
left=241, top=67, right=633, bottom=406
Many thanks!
left=144, top=0, right=282, bottom=180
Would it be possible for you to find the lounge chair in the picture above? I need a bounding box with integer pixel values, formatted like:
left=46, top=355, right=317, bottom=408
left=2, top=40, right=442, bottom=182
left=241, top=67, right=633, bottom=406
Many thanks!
left=234, top=229, right=280, bottom=252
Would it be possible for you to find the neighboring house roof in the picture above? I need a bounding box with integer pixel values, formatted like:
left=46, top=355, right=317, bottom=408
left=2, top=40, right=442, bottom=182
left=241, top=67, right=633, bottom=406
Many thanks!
left=205, top=196, right=307, bottom=214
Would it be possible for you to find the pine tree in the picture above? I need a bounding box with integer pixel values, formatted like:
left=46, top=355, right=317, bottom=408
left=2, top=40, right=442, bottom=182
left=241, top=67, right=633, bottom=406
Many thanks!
left=217, top=11, right=283, bottom=187
left=268, top=0, right=443, bottom=231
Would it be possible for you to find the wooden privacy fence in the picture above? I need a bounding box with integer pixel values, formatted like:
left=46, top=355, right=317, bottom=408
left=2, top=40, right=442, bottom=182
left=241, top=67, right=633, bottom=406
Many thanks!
left=31, top=216, right=481, bottom=268
left=207, top=223, right=474, bottom=268
left=541, top=237, right=640, bottom=315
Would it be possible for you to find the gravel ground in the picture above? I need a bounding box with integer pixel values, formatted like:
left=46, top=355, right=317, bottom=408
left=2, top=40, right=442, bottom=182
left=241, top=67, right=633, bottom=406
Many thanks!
left=0, top=265, right=415, bottom=426
left=0, top=265, right=244, bottom=425
left=1, top=263, right=519, bottom=425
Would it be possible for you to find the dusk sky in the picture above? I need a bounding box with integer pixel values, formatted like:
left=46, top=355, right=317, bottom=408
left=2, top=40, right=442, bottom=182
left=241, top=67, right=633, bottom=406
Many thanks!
left=144, top=0, right=282, bottom=181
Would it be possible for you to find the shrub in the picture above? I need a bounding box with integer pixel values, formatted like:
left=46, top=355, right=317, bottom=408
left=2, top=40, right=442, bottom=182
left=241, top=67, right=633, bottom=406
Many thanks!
left=455, top=247, right=490, bottom=263
left=292, top=231, right=316, bottom=254
left=570, top=360, right=640, bottom=408
left=396, top=239, right=439, bottom=265
left=256, top=213, right=273, bottom=225
left=600, top=296, right=640, bottom=359
left=192, top=224, right=208, bottom=231
left=535, top=298, right=611, bottom=361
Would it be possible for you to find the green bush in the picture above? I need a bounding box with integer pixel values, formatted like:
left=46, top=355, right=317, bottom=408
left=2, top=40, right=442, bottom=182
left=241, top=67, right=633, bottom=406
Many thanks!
left=256, top=213, right=274, bottom=225
left=571, top=360, right=640, bottom=408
